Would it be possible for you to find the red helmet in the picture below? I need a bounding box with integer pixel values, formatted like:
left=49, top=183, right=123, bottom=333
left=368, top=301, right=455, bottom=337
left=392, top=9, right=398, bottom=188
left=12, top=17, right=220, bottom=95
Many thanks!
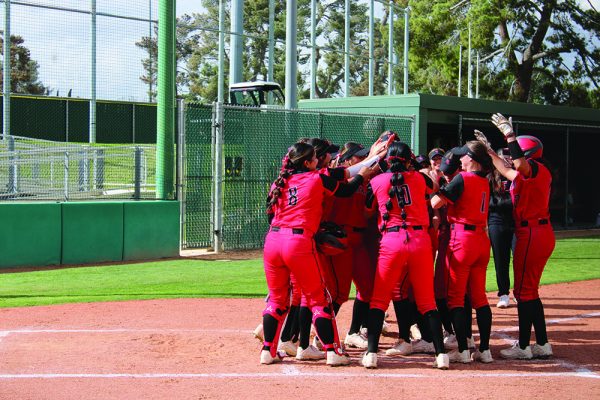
left=517, top=135, right=543, bottom=159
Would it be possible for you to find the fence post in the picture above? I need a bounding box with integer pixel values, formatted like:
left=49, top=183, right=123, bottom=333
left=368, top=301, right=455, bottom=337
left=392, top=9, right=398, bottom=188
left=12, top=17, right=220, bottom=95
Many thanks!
left=64, top=151, right=69, bottom=201
left=134, top=146, right=143, bottom=199
left=177, top=98, right=186, bottom=249
left=78, top=150, right=89, bottom=192
left=212, top=102, right=225, bottom=253
left=7, top=135, right=15, bottom=194
left=564, top=127, right=570, bottom=227
left=96, top=149, right=104, bottom=189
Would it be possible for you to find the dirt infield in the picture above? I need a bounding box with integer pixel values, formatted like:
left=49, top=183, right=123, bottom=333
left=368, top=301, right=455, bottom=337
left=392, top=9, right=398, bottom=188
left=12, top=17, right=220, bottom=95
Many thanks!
left=0, top=280, right=599, bottom=400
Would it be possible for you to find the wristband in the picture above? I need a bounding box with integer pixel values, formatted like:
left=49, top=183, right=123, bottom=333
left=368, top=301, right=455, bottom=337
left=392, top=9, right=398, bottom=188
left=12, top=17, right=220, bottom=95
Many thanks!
left=507, top=140, right=525, bottom=159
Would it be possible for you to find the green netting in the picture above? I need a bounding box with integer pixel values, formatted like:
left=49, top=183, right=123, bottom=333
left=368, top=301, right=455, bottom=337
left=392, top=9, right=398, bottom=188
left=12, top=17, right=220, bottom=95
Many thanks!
left=183, top=103, right=414, bottom=250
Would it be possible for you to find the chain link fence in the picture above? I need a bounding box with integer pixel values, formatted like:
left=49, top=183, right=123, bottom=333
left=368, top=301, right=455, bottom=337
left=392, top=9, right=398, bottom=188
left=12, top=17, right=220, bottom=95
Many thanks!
left=0, top=134, right=155, bottom=200
left=182, top=103, right=415, bottom=250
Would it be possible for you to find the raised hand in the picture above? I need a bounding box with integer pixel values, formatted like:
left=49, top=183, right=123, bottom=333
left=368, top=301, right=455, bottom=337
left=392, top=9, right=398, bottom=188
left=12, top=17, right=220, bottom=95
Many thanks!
left=491, top=113, right=515, bottom=138
left=473, top=129, right=492, bottom=151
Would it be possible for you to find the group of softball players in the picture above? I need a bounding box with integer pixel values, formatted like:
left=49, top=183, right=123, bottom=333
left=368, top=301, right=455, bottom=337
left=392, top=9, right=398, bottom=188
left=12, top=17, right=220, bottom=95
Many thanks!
left=257, top=113, right=555, bottom=369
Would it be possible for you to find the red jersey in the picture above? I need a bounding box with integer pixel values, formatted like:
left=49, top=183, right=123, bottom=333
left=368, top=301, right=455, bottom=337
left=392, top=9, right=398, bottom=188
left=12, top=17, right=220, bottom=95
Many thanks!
left=370, top=170, right=433, bottom=228
left=444, top=171, right=490, bottom=227
left=510, top=160, right=552, bottom=223
left=329, top=181, right=368, bottom=228
left=270, top=170, right=337, bottom=234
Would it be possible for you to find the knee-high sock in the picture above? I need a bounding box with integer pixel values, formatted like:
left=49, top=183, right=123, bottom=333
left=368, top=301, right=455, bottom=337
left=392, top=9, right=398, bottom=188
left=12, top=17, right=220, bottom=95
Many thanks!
left=436, top=298, right=454, bottom=334
left=314, top=318, right=334, bottom=346
left=424, top=310, right=445, bottom=355
left=475, top=305, right=492, bottom=351
left=349, top=299, right=369, bottom=334
left=333, top=302, right=341, bottom=316
left=464, top=296, right=473, bottom=339
left=517, top=301, right=533, bottom=349
left=530, top=298, right=548, bottom=345
left=417, top=311, right=433, bottom=342
left=450, top=307, right=468, bottom=352
left=393, top=299, right=412, bottom=343
left=280, top=305, right=299, bottom=343
left=367, top=308, right=386, bottom=353
left=298, top=306, right=312, bottom=349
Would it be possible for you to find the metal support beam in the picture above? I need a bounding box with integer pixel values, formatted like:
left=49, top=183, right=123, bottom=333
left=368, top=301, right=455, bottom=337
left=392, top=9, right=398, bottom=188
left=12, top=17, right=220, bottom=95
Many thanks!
left=369, top=0, right=374, bottom=96
left=388, top=1, right=394, bottom=96
left=344, top=0, right=350, bottom=97
left=285, top=0, right=298, bottom=109
left=229, top=0, right=244, bottom=84
left=310, top=0, right=316, bottom=99
left=90, top=0, right=96, bottom=143
left=403, top=7, right=409, bottom=94
left=217, top=0, right=226, bottom=102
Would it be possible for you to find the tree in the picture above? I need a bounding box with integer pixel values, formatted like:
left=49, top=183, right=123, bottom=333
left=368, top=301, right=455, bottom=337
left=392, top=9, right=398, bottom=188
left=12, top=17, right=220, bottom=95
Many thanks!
left=398, top=0, right=600, bottom=105
left=0, top=33, right=47, bottom=95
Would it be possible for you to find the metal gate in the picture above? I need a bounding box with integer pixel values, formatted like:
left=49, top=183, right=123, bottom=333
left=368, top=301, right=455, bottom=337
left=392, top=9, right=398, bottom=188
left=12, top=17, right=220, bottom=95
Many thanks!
left=180, top=102, right=415, bottom=251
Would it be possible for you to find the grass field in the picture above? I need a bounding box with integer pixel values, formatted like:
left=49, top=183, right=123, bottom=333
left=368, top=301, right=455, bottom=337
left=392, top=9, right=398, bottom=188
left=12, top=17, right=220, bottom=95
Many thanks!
left=0, top=236, right=598, bottom=308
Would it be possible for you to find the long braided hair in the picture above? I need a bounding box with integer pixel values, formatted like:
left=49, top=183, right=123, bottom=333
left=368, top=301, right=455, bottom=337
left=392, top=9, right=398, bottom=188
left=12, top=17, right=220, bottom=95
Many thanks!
left=266, top=142, right=315, bottom=214
left=381, top=141, right=413, bottom=232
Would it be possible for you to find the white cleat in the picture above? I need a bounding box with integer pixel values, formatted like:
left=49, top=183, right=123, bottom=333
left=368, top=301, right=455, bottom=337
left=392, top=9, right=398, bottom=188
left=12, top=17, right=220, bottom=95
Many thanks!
left=362, top=352, right=378, bottom=368
left=411, top=339, right=436, bottom=354
left=326, top=351, right=351, bottom=367
left=385, top=341, right=413, bottom=356
left=260, top=349, right=282, bottom=365
left=277, top=340, right=298, bottom=357
left=253, top=323, right=264, bottom=343
left=296, top=345, right=326, bottom=361
left=447, top=349, right=471, bottom=363
left=433, top=353, right=450, bottom=370
left=444, top=334, right=458, bottom=350
left=500, top=342, right=533, bottom=360
left=496, top=294, right=510, bottom=308
left=381, top=321, right=392, bottom=334
left=344, top=332, right=368, bottom=349
left=410, top=323, right=422, bottom=340
left=531, top=342, right=553, bottom=359
left=471, top=349, right=494, bottom=363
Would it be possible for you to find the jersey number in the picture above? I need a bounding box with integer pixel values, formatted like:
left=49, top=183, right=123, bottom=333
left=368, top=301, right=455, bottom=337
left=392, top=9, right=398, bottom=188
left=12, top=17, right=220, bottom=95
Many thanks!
left=395, top=184, right=412, bottom=206
left=288, top=187, right=298, bottom=206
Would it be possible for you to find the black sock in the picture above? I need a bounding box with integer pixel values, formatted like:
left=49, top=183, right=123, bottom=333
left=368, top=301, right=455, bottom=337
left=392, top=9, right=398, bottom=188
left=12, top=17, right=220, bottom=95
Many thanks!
left=464, top=296, right=473, bottom=340
left=517, top=302, right=533, bottom=349
left=392, top=299, right=412, bottom=343
left=333, top=302, right=341, bottom=316
left=262, top=314, right=278, bottom=350
left=349, top=299, right=369, bottom=334
left=367, top=308, right=386, bottom=353
left=530, top=298, right=548, bottom=345
left=290, top=306, right=300, bottom=342
left=280, top=305, right=299, bottom=343
left=299, top=306, right=312, bottom=349
left=314, top=317, right=334, bottom=347
left=424, top=310, right=445, bottom=355
left=417, top=311, right=433, bottom=342
left=436, top=298, right=454, bottom=335
left=475, top=305, right=492, bottom=351
left=450, top=307, right=468, bottom=352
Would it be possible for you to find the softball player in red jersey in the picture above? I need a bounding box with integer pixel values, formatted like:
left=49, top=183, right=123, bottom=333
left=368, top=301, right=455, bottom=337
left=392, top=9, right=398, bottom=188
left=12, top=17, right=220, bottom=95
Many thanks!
left=261, top=141, right=374, bottom=366
left=328, top=142, right=375, bottom=350
left=431, top=140, right=493, bottom=364
left=487, top=114, right=556, bottom=360
left=361, top=141, right=449, bottom=370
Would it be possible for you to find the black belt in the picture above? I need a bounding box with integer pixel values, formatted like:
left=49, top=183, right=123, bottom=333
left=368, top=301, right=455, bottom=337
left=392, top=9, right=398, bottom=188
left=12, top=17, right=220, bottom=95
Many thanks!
left=451, top=223, right=477, bottom=231
left=270, top=226, right=304, bottom=234
left=386, top=225, right=423, bottom=232
left=520, top=219, right=549, bottom=227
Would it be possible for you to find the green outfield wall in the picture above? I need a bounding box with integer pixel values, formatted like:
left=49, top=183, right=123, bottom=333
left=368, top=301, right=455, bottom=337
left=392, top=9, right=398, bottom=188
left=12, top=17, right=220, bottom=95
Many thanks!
left=0, top=201, right=179, bottom=268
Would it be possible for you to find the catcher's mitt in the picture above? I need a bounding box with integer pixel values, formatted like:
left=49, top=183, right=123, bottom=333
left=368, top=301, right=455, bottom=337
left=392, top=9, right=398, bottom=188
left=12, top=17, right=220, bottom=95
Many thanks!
left=314, top=222, right=348, bottom=256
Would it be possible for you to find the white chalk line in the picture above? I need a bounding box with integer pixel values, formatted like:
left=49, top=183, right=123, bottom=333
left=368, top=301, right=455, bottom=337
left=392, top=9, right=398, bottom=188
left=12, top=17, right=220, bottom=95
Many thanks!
left=0, top=371, right=597, bottom=380
left=0, top=311, right=597, bottom=381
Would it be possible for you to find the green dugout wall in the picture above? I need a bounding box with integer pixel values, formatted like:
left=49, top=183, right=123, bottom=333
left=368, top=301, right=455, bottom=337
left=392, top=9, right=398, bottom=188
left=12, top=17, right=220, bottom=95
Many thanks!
left=0, top=201, right=179, bottom=268
left=300, top=94, right=600, bottom=229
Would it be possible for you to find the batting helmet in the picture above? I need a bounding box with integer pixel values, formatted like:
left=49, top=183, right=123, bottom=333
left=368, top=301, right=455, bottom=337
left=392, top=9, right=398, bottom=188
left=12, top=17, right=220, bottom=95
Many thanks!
left=314, top=222, right=348, bottom=256
left=517, top=135, right=543, bottom=159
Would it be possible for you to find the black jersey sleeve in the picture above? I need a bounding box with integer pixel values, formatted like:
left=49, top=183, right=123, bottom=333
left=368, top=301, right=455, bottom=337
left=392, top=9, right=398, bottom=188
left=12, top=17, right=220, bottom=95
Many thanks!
left=419, top=172, right=434, bottom=189
left=440, top=173, right=464, bottom=203
left=327, top=167, right=346, bottom=181
left=320, top=173, right=364, bottom=197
